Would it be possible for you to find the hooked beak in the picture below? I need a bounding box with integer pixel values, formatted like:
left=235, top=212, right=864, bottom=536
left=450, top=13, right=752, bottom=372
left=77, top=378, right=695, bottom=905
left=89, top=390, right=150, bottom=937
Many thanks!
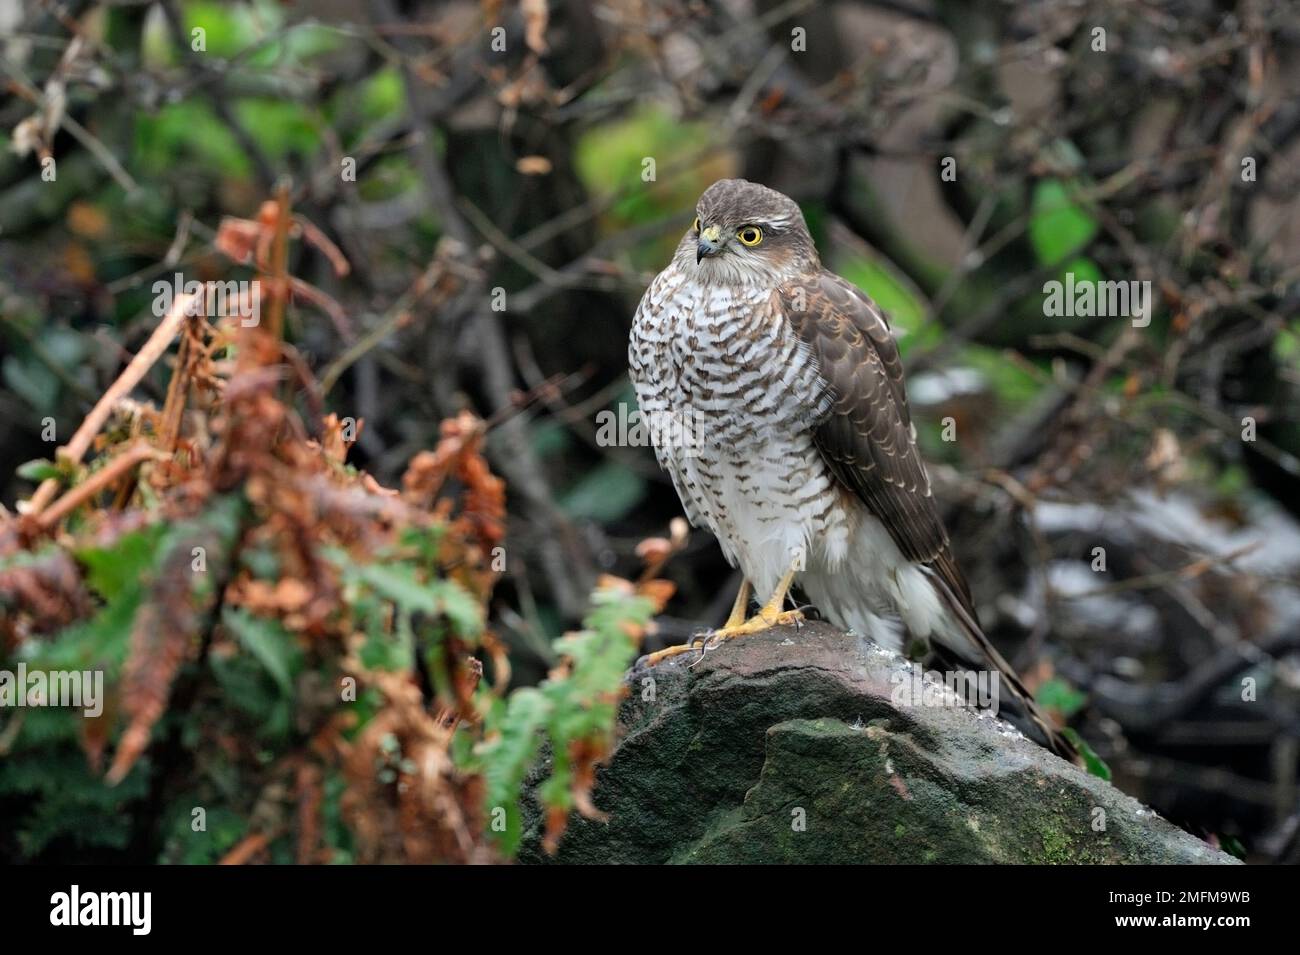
left=696, top=224, right=723, bottom=263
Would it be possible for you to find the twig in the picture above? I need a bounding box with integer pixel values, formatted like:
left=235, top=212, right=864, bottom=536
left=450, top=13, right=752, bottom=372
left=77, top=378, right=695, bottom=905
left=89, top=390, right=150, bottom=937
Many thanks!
left=1058, top=541, right=1264, bottom=600
left=22, top=290, right=201, bottom=516
left=35, top=442, right=161, bottom=530
left=457, top=197, right=567, bottom=286
left=318, top=253, right=463, bottom=395
left=262, top=184, right=292, bottom=342
left=0, top=65, right=140, bottom=194
left=218, top=831, right=274, bottom=865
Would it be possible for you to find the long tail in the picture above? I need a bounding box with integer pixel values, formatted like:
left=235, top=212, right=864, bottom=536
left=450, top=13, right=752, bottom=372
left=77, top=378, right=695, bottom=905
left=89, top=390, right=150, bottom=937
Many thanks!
left=927, top=573, right=1079, bottom=763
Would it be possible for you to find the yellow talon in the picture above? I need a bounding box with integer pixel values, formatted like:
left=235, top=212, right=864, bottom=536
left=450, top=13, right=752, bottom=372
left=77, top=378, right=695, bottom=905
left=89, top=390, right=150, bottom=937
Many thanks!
left=642, top=638, right=708, bottom=666
left=709, top=607, right=804, bottom=641
left=643, top=570, right=801, bottom=666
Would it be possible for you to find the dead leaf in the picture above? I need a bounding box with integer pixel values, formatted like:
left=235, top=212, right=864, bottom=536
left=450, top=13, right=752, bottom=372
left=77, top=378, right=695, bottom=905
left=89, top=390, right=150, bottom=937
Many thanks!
left=515, top=155, right=552, bottom=175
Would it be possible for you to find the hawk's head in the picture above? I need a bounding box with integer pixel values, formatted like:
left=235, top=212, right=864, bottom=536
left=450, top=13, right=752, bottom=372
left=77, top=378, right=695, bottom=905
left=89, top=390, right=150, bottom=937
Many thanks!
left=676, top=179, right=818, bottom=285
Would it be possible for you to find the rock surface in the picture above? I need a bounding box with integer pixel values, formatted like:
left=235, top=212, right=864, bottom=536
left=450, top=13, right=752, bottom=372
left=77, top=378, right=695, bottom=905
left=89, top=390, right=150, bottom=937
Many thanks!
left=521, top=622, right=1236, bottom=864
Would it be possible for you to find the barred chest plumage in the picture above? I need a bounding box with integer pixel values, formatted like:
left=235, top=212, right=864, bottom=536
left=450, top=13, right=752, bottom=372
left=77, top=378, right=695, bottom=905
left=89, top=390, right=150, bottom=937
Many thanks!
left=628, top=263, right=855, bottom=599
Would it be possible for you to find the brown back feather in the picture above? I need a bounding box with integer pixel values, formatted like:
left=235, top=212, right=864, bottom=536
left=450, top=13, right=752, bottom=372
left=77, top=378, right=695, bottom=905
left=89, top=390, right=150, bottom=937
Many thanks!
left=780, top=270, right=1076, bottom=760
left=780, top=270, right=976, bottom=619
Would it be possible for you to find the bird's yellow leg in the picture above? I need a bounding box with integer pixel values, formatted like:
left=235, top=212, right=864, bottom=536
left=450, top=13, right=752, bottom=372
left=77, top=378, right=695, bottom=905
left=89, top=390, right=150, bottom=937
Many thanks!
left=707, top=567, right=803, bottom=641
left=643, top=579, right=754, bottom=666
left=722, top=578, right=752, bottom=629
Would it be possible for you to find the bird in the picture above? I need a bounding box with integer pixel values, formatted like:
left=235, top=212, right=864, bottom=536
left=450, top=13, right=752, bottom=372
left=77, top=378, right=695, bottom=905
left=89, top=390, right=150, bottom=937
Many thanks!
left=628, top=178, right=1074, bottom=759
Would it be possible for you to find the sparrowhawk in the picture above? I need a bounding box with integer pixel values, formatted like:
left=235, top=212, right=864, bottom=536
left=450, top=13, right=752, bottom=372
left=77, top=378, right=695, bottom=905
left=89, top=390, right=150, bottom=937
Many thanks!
left=629, top=178, right=1071, bottom=758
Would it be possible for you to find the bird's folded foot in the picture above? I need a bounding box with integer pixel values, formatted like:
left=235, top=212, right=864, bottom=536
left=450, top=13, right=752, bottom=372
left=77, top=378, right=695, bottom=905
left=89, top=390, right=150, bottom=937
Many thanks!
left=706, top=566, right=801, bottom=642
left=707, top=607, right=804, bottom=641
left=641, top=570, right=801, bottom=666
left=641, top=607, right=805, bottom=667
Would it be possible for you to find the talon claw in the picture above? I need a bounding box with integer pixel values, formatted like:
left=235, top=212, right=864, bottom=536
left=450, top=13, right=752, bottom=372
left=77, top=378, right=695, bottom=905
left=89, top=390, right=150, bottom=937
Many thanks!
left=644, top=569, right=806, bottom=667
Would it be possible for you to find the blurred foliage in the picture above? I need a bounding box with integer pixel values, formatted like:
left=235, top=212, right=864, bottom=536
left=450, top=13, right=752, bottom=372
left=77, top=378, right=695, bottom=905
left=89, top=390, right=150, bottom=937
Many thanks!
left=1029, top=179, right=1099, bottom=268
left=0, top=197, right=673, bottom=864
left=0, top=336, right=667, bottom=864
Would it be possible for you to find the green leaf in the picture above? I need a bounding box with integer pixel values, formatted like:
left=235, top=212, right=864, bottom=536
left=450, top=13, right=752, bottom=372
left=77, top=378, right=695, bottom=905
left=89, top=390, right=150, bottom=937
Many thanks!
left=221, top=608, right=302, bottom=696
left=354, top=562, right=440, bottom=614
left=397, top=524, right=445, bottom=565
left=75, top=525, right=167, bottom=603
left=1217, top=835, right=1247, bottom=861
left=159, top=805, right=248, bottom=864
left=574, top=106, right=714, bottom=223
left=560, top=461, right=647, bottom=522
left=472, top=581, right=655, bottom=858
left=1059, top=255, right=1103, bottom=287
left=357, top=67, right=405, bottom=121
left=0, top=748, right=149, bottom=857
left=428, top=579, right=485, bottom=637
left=1062, top=728, right=1111, bottom=782
left=1036, top=677, right=1088, bottom=717
left=2, top=354, right=59, bottom=412
left=477, top=688, right=551, bottom=856
left=134, top=101, right=251, bottom=178
left=24, top=584, right=142, bottom=681
left=531, top=420, right=572, bottom=459
left=1274, top=326, right=1300, bottom=364
left=350, top=562, right=483, bottom=637
left=1029, top=179, right=1099, bottom=266
left=959, top=345, right=1041, bottom=408
left=231, top=99, right=321, bottom=161
left=279, top=23, right=345, bottom=62
left=182, top=1, right=266, bottom=59
left=16, top=459, right=61, bottom=481
left=573, top=105, right=722, bottom=266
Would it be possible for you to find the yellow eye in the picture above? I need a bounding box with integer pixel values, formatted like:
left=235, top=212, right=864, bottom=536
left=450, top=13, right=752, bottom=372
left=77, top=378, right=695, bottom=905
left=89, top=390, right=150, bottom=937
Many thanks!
left=737, top=226, right=763, bottom=246
left=692, top=217, right=701, bottom=233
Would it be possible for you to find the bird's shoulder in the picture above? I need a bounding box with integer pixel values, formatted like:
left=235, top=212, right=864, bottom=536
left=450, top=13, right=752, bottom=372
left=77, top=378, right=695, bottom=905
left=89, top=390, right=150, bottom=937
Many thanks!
left=780, top=268, right=894, bottom=336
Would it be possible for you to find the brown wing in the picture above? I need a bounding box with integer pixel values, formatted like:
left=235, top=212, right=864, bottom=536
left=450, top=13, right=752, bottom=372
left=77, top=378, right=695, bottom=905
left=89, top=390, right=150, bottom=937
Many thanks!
left=781, top=270, right=975, bottom=618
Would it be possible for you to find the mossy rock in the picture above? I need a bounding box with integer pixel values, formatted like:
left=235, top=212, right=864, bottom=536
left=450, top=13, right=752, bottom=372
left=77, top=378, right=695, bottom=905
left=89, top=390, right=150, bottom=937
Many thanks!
left=520, top=623, right=1235, bottom=864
